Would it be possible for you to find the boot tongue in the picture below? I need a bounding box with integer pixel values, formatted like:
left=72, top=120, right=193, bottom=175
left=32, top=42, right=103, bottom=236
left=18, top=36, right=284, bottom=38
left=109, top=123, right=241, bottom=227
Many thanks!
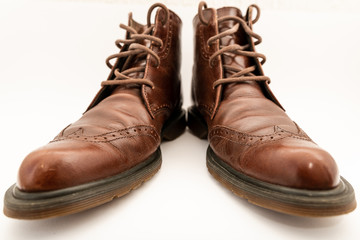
left=216, top=7, right=264, bottom=98
left=112, top=14, right=150, bottom=94
left=216, top=7, right=254, bottom=78
left=122, top=15, right=148, bottom=82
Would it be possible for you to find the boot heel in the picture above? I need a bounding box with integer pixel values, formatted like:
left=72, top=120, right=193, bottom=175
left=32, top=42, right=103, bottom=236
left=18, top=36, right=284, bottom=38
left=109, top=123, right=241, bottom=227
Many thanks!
left=162, top=109, right=186, bottom=141
left=187, top=106, right=208, bottom=139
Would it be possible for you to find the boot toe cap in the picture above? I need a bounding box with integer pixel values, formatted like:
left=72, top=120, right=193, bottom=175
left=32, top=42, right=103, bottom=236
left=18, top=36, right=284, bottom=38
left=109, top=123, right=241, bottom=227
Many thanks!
left=17, top=145, right=80, bottom=192
left=17, top=140, right=116, bottom=192
left=245, top=138, right=340, bottom=190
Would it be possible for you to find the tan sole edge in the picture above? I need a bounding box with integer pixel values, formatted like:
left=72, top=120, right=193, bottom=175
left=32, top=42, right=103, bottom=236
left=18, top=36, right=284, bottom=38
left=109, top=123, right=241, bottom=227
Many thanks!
left=206, top=146, right=356, bottom=217
left=4, top=155, right=161, bottom=220
left=208, top=165, right=356, bottom=217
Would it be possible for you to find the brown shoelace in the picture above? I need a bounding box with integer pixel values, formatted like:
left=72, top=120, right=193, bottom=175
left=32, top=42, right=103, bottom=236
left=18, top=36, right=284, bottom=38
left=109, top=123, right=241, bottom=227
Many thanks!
left=198, top=2, right=270, bottom=89
left=101, top=3, right=169, bottom=89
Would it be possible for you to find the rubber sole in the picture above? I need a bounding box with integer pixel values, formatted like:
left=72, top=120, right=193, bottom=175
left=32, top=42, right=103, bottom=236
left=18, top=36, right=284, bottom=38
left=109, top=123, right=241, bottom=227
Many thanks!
left=188, top=106, right=357, bottom=217
left=4, top=149, right=161, bottom=219
left=4, top=109, right=186, bottom=220
left=207, top=147, right=356, bottom=217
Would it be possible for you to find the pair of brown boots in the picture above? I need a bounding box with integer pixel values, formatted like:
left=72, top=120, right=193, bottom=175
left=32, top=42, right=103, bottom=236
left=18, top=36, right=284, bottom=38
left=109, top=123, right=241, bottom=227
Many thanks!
left=4, top=2, right=356, bottom=219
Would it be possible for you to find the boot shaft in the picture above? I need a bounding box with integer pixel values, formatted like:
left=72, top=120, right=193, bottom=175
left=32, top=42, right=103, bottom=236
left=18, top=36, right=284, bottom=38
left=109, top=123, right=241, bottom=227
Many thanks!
left=191, top=3, right=282, bottom=122
left=89, top=6, right=183, bottom=120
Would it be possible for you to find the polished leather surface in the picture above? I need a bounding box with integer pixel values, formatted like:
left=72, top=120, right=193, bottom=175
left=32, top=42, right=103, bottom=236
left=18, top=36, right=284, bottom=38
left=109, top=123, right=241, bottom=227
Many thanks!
left=17, top=9, right=183, bottom=192
left=192, top=7, right=339, bottom=190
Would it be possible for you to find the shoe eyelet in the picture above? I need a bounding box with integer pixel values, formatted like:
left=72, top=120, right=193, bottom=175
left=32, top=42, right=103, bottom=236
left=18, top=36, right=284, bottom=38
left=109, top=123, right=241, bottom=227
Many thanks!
left=154, top=61, right=161, bottom=69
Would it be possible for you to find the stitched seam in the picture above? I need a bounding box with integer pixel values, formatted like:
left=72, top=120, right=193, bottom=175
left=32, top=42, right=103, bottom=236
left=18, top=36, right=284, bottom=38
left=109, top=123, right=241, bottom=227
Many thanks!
left=52, top=133, right=159, bottom=143
left=198, top=104, right=213, bottom=116
left=159, top=15, right=173, bottom=59
left=210, top=134, right=311, bottom=147
left=211, top=135, right=252, bottom=146
left=209, top=126, right=312, bottom=145
left=152, top=104, right=172, bottom=112
left=142, top=15, right=172, bottom=116
left=210, top=125, right=311, bottom=138
left=107, top=141, right=123, bottom=154
left=65, top=125, right=156, bottom=137
left=199, top=26, right=212, bottom=59
left=60, top=124, right=72, bottom=137
left=152, top=105, right=172, bottom=116
left=143, top=14, right=174, bottom=116
left=51, top=125, right=160, bottom=143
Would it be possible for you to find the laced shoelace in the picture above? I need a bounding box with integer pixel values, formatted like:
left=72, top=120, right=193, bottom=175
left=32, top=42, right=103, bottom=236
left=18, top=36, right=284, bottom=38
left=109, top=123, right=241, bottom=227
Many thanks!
left=101, top=3, right=169, bottom=89
left=198, top=2, right=270, bottom=89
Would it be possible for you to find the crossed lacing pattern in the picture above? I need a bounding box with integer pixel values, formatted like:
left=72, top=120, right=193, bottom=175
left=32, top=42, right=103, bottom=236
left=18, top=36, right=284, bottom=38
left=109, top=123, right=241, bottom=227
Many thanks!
left=198, top=2, right=270, bottom=89
left=101, top=3, right=169, bottom=89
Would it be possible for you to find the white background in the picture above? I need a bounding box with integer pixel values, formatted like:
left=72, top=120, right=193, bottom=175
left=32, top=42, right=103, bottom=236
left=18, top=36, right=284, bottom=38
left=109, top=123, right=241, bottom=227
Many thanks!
left=1, top=0, right=359, bottom=239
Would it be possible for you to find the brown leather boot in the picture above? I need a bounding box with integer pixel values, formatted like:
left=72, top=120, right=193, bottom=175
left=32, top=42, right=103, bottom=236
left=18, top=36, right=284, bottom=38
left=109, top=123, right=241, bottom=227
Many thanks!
left=4, top=3, right=185, bottom=219
left=188, top=2, right=356, bottom=217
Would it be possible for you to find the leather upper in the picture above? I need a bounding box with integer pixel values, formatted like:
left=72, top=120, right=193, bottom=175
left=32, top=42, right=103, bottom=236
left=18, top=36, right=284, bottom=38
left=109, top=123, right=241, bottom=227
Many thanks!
left=17, top=9, right=183, bottom=192
left=192, top=6, right=340, bottom=190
